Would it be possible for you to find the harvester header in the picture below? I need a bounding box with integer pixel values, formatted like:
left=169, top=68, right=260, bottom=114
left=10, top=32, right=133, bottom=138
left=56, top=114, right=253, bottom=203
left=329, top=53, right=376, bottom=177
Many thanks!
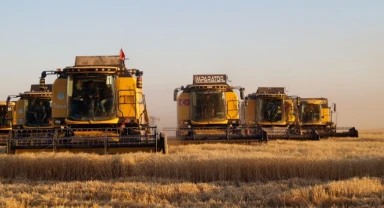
left=193, top=74, right=227, bottom=85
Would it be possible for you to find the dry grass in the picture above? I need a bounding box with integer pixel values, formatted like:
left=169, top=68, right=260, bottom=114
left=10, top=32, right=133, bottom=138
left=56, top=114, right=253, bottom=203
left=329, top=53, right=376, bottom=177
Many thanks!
left=0, top=177, right=383, bottom=207
left=1, top=130, right=383, bottom=182
left=1, top=151, right=383, bottom=182
left=279, top=177, right=384, bottom=207
left=0, top=129, right=383, bottom=207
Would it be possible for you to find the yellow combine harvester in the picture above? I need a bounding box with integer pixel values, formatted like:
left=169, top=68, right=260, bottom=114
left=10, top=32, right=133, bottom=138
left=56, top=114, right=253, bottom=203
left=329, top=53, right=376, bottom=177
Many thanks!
left=4, top=84, right=53, bottom=150
left=297, top=98, right=358, bottom=138
left=0, top=101, right=16, bottom=146
left=8, top=84, right=53, bottom=129
left=7, top=53, right=167, bottom=154
left=164, top=74, right=266, bottom=143
left=241, top=87, right=319, bottom=140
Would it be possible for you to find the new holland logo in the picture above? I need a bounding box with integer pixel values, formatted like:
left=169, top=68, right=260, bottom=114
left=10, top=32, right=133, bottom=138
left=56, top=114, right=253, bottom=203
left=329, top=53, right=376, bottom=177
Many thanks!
left=57, top=92, right=65, bottom=100
left=179, top=99, right=190, bottom=106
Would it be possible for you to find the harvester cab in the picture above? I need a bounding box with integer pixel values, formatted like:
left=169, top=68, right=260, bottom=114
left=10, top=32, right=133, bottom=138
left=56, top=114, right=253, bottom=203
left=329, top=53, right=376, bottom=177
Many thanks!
left=298, top=98, right=358, bottom=138
left=165, top=74, right=266, bottom=143
left=7, top=54, right=168, bottom=154
left=241, top=87, right=318, bottom=140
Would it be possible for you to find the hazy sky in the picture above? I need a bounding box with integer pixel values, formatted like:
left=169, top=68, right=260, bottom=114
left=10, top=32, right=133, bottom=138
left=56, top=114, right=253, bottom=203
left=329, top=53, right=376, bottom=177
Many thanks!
left=0, top=0, right=383, bottom=129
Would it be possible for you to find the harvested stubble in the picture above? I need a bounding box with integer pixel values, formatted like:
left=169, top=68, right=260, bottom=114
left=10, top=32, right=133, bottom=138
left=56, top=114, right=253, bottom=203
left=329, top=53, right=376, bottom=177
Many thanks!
left=1, top=130, right=383, bottom=182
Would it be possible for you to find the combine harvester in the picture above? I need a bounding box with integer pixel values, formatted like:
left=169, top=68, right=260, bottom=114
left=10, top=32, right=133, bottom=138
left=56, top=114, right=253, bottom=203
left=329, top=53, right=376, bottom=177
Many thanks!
left=5, top=84, right=58, bottom=153
left=164, top=74, right=266, bottom=144
left=297, top=98, right=358, bottom=138
left=0, top=100, right=15, bottom=146
left=241, top=87, right=319, bottom=140
left=4, top=84, right=53, bottom=149
left=7, top=51, right=167, bottom=154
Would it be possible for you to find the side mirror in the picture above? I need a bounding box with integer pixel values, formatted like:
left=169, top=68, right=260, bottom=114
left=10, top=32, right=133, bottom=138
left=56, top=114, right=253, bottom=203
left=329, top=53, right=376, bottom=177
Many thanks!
left=333, top=104, right=336, bottom=112
left=240, top=88, right=245, bottom=100
left=41, top=71, right=47, bottom=79
left=173, top=89, right=178, bottom=101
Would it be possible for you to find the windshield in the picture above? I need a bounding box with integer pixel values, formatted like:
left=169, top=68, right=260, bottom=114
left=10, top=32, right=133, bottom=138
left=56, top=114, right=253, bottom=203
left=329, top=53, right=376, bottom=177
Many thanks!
left=300, top=103, right=321, bottom=123
left=25, top=98, right=51, bottom=126
left=256, top=97, right=285, bottom=122
left=191, top=90, right=226, bottom=122
left=0, top=105, right=13, bottom=127
left=69, top=74, right=116, bottom=121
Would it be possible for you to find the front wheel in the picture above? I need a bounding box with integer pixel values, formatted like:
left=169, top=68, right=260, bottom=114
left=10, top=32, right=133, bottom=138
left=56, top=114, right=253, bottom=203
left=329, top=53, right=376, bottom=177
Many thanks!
left=159, top=132, right=168, bottom=154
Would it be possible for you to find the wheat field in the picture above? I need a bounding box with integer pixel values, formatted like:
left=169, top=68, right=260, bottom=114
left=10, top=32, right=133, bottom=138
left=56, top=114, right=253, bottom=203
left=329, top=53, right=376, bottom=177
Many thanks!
left=0, top=129, right=383, bottom=207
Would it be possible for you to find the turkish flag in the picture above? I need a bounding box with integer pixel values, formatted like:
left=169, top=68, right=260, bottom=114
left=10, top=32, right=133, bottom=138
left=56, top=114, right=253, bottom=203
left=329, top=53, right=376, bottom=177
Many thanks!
left=179, top=99, right=190, bottom=106
left=120, top=48, right=125, bottom=60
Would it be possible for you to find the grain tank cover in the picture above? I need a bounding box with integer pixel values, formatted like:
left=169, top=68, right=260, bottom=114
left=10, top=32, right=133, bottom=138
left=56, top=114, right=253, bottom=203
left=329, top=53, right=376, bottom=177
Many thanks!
left=193, top=74, right=227, bottom=85
left=75, top=56, right=122, bottom=66
left=30, top=84, right=53, bottom=92
left=256, top=87, right=285, bottom=95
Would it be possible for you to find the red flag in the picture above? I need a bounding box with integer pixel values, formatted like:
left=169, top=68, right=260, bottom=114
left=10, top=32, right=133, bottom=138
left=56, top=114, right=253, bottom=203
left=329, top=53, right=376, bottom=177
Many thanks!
left=120, top=48, right=125, bottom=60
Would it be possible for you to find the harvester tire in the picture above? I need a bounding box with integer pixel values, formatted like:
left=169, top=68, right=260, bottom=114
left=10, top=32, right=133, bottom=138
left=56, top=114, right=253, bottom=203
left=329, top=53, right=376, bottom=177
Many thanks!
left=311, top=129, right=320, bottom=141
left=349, top=127, right=359, bottom=138
left=159, top=132, right=168, bottom=154
left=262, top=130, right=268, bottom=143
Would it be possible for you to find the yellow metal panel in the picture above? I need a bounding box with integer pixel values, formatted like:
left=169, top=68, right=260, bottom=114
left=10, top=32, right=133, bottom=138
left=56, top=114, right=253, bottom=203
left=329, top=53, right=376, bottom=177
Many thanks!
left=322, top=107, right=331, bottom=123
left=177, top=92, right=190, bottom=127
left=115, top=77, right=137, bottom=119
left=118, top=90, right=136, bottom=118
left=52, top=78, right=68, bottom=119
left=225, top=91, right=239, bottom=120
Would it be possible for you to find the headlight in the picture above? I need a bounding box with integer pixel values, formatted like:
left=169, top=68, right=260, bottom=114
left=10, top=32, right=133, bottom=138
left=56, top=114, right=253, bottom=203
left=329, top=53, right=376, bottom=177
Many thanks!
left=232, top=120, right=237, bottom=124
left=184, top=121, right=189, bottom=125
left=188, top=125, right=191, bottom=128
left=54, top=120, right=61, bottom=124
